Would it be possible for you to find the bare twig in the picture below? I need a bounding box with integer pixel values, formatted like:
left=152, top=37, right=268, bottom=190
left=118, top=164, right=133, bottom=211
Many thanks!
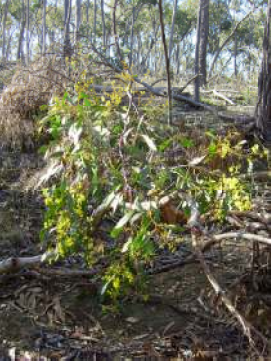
left=188, top=203, right=269, bottom=353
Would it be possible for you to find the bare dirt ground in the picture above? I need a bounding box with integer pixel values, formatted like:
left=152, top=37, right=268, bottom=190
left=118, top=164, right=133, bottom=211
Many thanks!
left=0, top=109, right=270, bottom=360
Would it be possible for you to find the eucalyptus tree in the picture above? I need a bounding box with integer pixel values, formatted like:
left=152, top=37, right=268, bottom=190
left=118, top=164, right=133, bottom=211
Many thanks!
left=158, top=0, right=172, bottom=124
left=194, top=0, right=209, bottom=100
left=26, top=0, right=29, bottom=63
left=42, top=0, right=46, bottom=53
left=64, top=0, right=71, bottom=56
left=101, top=0, right=106, bottom=47
left=168, top=0, right=178, bottom=59
left=93, top=0, right=97, bottom=43
left=17, top=0, right=25, bottom=60
left=74, top=0, right=81, bottom=44
left=198, top=0, right=209, bottom=85
left=256, top=0, right=271, bottom=140
left=2, top=0, right=10, bottom=61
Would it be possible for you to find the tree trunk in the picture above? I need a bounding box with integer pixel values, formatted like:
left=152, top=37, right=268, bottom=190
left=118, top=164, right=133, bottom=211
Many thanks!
left=93, top=0, right=97, bottom=44
left=101, top=0, right=106, bottom=48
left=129, top=6, right=135, bottom=68
left=112, top=0, right=122, bottom=60
left=17, top=0, right=26, bottom=61
left=64, top=0, right=71, bottom=57
left=234, top=32, right=238, bottom=77
left=256, top=0, right=271, bottom=141
left=168, top=0, right=178, bottom=60
left=26, top=0, right=30, bottom=64
left=50, top=0, right=58, bottom=45
left=194, top=2, right=201, bottom=101
left=86, top=0, right=90, bottom=39
left=176, top=43, right=180, bottom=75
left=5, top=26, right=12, bottom=61
left=74, top=0, right=81, bottom=44
left=2, top=0, right=10, bottom=62
left=42, top=0, right=47, bottom=54
left=158, top=0, right=172, bottom=125
left=198, top=0, right=209, bottom=86
left=137, top=34, right=141, bottom=69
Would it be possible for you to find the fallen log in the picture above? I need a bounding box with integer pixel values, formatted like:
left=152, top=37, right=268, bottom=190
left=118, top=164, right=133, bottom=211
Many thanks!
left=217, top=112, right=255, bottom=124
left=0, top=251, right=55, bottom=275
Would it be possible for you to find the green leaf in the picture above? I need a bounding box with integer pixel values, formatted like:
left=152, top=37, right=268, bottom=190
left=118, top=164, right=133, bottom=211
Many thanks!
left=208, top=142, right=217, bottom=155
left=159, top=138, right=172, bottom=152
left=84, top=98, right=92, bottom=107
left=38, top=145, right=48, bottom=155
left=180, top=137, right=194, bottom=148
left=205, top=130, right=216, bottom=139
left=111, top=210, right=135, bottom=238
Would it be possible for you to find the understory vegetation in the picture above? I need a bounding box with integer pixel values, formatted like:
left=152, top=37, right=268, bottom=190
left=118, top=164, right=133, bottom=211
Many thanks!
left=1, top=0, right=271, bottom=355
left=38, top=69, right=267, bottom=303
left=0, top=46, right=271, bottom=358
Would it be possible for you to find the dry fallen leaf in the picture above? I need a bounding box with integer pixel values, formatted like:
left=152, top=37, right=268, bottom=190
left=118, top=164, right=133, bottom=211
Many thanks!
left=126, top=317, right=140, bottom=324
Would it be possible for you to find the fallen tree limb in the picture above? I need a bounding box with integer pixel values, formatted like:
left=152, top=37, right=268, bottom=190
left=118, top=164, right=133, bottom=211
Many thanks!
left=178, top=74, right=200, bottom=92
left=217, top=112, right=255, bottom=124
left=213, top=90, right=236, bottom=105
left=192, top=231, right=268, bottom=352
left=211, top=231, right=271, bottom=246
left=188, top=202, right=269, bottom=353
left=150, top=78, right=167, bottom=87
left=90, top=42, right=258, bottom=126
left=90, top=43, right=215, bottom=112
left=0, top=251, right=56, bottom=275
left=230, top=210, right=271, bottom=223
left=34, top=266, right=101, bottom=277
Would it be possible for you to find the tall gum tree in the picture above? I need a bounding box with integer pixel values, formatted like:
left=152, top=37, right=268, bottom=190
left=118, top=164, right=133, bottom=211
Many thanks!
left=256, top=0, right=271, bottom=141
left=194, top=0, right=209, bottom=101
left=198, top=0, right=209, bottom=85
left=2, top=0, right=10, bottom=62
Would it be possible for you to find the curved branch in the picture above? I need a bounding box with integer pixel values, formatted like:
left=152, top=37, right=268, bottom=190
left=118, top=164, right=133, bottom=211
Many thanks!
left=208, top=9, right=255, bottom=79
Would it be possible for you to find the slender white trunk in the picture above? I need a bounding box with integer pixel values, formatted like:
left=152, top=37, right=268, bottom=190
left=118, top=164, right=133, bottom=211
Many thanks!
left=42, top=0, right=47, bottom=54
left=2, top=0, right=10, bottom=62
left=74, top=0, right=81, bottom=44
left=168, top=0, right=178, bottom=60
left=101, top=0, right=106, bottom=48
left=26, top=0, right=30, bottom=64
left=93, top=0, right=97, bottom=44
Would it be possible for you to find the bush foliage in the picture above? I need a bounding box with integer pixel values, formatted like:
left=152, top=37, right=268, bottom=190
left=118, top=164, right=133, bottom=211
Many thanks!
left=38, top=70, right=267, bottom=301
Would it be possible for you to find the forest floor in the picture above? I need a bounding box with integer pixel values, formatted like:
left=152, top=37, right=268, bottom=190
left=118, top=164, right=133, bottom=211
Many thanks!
left=0, top=107, right=270, bottom=360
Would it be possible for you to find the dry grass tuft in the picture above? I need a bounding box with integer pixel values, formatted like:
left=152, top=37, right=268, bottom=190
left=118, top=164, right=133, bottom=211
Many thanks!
left=0, top=56, right=69, bottom=149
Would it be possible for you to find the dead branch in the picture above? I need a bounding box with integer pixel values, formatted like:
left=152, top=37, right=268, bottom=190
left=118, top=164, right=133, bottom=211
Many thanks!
left=217, top=112, right=255, bottom=124
left=208, top=9, right=255, bottom=79
left=193, top=232, right=268, bottom=352
left=150, top=78, right=167, bottom=87
left=179, top=74, right=200, bottom=92
left=230, top=210, right=271, bottom=223
left=34, top=266, right=100, bottom=277
left=211, top=231, right=271, bottom=246
left=90, top=43, right=215, bottom=112
left=209, top=89, right=236, bottom=105
left=188, top=203, right=269, bottom=352
left=0, top=251, right=55, bottom=275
